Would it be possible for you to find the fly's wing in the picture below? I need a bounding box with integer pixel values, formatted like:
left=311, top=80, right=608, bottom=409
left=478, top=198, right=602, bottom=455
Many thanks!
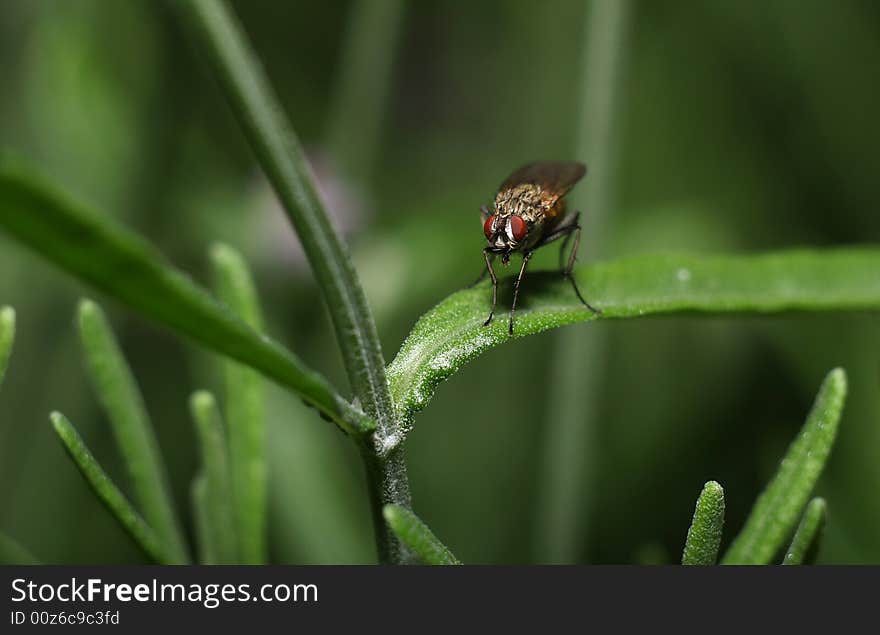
left=498, top=161, right=587, bottom=207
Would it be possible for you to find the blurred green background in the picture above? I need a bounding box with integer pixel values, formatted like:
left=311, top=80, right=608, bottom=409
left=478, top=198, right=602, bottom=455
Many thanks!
left=1, top=0, right=879, bottom=564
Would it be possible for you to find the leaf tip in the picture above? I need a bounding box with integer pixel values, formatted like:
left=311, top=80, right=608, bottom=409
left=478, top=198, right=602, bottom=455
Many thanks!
left=703, top=479, right=724, bottom=497
left=808, top=496, right=827, bottom=514
left=49, top=410, right=66, bottom=432
left=825, top=367, right=847, bottom=396
left=209, top=242, right=241, bottom=268
left=382, top=504, right=399, bottom=524
left=189, top=389, right=217, bottom=415
left=76, top=297, right=105, bottom=330
left=699, top=479, right=726, bottom=519
left=0, top=305, right=15, bottom=329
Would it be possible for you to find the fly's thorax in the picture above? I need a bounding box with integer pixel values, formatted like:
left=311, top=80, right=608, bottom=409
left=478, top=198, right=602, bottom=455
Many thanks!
left=494, top=183, right=548, bottom=224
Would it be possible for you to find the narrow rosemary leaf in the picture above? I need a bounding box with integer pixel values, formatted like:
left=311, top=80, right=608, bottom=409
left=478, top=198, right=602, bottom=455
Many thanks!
left=190, top=390, right=238, bottom=564
left=382, top=505, right=460, bottom=565
left=191, top=473, right=216, bottom=565
left=389, top=252, right=878, bottom=430
left=0, top=161, right=369, bottom=436
left=210, top=244, right=266, bottom=564
left=175, top=0, right=396, bottom=436
left=722, top=368, right=846, bottom=564
left=50, top=412, right=174, bottom=564
left=681, top=481, right=725, bottom=565
left=0, top=306, right=15, bottom=388
left=175, top=0, right=407, bottom=564
left=77, top=299, right=189, bottom=564
left=782, top=498, right=827, bottom=565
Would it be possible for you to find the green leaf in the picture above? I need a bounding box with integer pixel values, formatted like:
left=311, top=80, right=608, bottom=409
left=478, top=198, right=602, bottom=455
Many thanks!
left=175, top=0, right=409, bottom=564
left=49, top=412, right=172, bottom=564
left=175, top=0, right=396, bottom=436
left=0, top=532, right=40, bottom=565
left=782, top=498, right=827, bottom=565
left=191, top=474, right=215, bottom=565
left=78, top=299, right=190, bottom=564
left=722, top=368, right=846, bottom=564
left=681, top=480, right=725, bottom=565
left=388, top=250, right=878, bottom=428
left=0, top=306, right=15, bottom=388
left=210, top=244, right=266, bottom=564
left=0, top=160, right=369, bottom=436
left=382, top=505, right=460, bottom=565
left=189, top=391, right=238, bottom=564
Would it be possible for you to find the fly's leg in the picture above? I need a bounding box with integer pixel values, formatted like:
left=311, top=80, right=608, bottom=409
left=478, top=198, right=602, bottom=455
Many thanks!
left=482, top=248, right=499, bottom=326
left=467, top=251, right=494, bottom=288
left=508, top=250, right=533, bottom=335
left=537, top=212, right=601, bottom=316
left=468, top=205, right=495, bottom=289
left=562, top=224, right=601, bottom=316
left=558, top=227, right=576, bottom=271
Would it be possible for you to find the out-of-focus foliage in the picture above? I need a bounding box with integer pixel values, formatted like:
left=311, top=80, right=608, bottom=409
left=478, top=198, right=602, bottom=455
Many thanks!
left=1, top=0, right=879, bottom=563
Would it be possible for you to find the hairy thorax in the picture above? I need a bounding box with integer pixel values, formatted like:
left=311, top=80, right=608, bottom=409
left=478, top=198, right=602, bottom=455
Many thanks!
left=494, top=184, right=546, bottom=223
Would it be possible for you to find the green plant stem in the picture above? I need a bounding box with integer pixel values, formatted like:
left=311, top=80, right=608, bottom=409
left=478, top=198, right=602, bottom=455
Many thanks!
left=0, top=160, right=368, bottom=436
left=783, top=497, right=826, bottom=565
left=176, top=0, right=410, bottom=562
left=681, top=481, right=725, bottom=565
left=190, top=391, right=238, bottom=564
left=0, top=306, right=14, bottom=388
left=211, top=244, right=266, bottom=563
left=383, top=504, right=460, bottom=565
left=175, top=0, right=395, bottom=432
left=535, top=0, right=630, bottom=563
left=722, top=369, right=846, bottom=564
left=78, top=299, right=190, bottom=564
left=361, top=445, right=414, bottom=564
left=50, top=412, right=174, bottom=564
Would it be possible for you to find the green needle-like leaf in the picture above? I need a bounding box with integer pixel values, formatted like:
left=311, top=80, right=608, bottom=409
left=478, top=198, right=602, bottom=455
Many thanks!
left=382, top=505, right=460, bottom=565
left=782, top=498, right=827, bottom=565
left=210, top=244, right=266, bottom=564
left=175, top=0, right=395, bottom=435
left=50, top=412, right=172, bottom=564
left=176, top=0, right=409, bottom=563
left=189, top=391, right=238, bottom=564
left=0, top=306, right=15, bottom=388
left=0, top=532, right=40, bottom=564
left=191, top=474, right=214, bottom=565
left=681, top=481, right=725, bottom=565
left=388, top=250, right=878, bottom=427
left=78, top=299, right=189, bottom=564
left=722, top=368, right=846, bottom=564
left=0, top=161, right=369, bottom=436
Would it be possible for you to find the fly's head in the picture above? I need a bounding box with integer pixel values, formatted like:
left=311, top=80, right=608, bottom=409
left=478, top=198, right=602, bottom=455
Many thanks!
left=483, top=212, right=528, bottom=264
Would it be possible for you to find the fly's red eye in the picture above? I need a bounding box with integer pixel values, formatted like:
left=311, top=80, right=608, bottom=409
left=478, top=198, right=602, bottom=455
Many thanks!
left=509, top=215, right=527, bottom=241
left=483, top=214, right=496, bottom=239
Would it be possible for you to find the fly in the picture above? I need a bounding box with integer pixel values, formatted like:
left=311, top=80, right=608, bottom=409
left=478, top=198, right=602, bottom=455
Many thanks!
left=474, top=161, right=601, bottom=335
